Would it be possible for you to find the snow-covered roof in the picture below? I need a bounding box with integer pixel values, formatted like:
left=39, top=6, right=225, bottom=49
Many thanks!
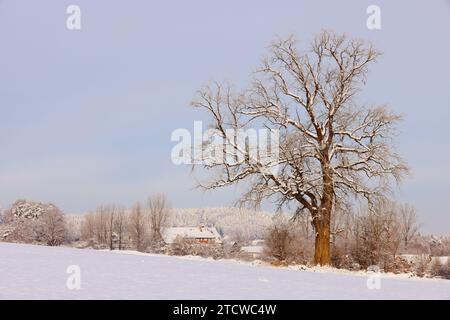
left=241, top=245, right=264, bottom=254
left=162, top=226, right=222, bottom=244
left=251, top=239, right=265, bottom=246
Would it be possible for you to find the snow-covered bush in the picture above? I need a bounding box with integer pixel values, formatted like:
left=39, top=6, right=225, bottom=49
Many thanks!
left=1, top=200, right=67, bottom=246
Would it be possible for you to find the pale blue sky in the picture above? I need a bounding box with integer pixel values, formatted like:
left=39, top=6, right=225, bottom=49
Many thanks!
left=0, top=0, right=449, bottom=234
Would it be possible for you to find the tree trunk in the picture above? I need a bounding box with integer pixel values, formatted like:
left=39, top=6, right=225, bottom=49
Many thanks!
left=314, top=221, right=331, bottom=265
left=314, top=158, right=333, bottom=266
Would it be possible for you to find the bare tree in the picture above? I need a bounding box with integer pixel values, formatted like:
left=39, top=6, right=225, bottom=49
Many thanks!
left=129, top=202, right=147, bottom=251
left=80, top=205, right=127, bottom=249
left=114, top=206, right=127, bottom=250
left=191, top=31, right=408, bottom=265
left=94, top=205, right=109, bottom=245
left=352, top=200, right=401, bottom=269
left=399, top=203, right=420, bottom=252
left=106, top=205, right=116, bottom=250
left=147, top=194, right=170, bottom=244
left=81, top=212, right=96, bottom=241
left=36, top=204, right=67, bottom=246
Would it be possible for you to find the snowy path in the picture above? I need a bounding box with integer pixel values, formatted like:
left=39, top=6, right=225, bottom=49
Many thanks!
left=0, top=242, right=449, bottom=299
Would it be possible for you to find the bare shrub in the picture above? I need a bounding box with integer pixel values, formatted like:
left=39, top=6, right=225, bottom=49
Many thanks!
left=383, top=256, right=413, bottom=274
left=264, top=217, right=309, bottom=265
left=169, top=236, right=191, bottom=256
left=331, top=244, right=355, bottom=270
left=169, top=236, right=224, bottom=259
left=350, top=200, right=401, bottom=270
left=430, top=257, right=450, bottom=279
left=265, top=223, right=292, bottom=262
left=330, top=208, right=357, bottom=269
left=413, top=255, right=431, bottom=277
left=430, top=258, right=442, bottom=277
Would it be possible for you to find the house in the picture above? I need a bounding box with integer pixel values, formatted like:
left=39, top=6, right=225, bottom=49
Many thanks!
left=251, top=239, right=265, bottom=246
left=162, top=225, right=222, bottom=245
left=240, top=239, right=266, bottom=259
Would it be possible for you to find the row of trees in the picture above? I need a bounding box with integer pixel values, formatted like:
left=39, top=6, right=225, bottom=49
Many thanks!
left=80, top=194, right=170, bottom=251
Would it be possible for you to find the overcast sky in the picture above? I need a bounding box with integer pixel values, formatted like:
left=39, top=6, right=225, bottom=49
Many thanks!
left=0, top=0, right=449, bottom=234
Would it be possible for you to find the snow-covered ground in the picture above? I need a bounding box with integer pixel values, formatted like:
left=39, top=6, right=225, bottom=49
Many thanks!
left=0, top=242, right=449, bottom=300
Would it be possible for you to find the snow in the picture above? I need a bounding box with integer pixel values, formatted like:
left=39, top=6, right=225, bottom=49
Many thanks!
left=251, top=239, right=265, bottom=246
left=0, top=242, right=449, bottom=300
left=241, top=245, right=264, bottom=254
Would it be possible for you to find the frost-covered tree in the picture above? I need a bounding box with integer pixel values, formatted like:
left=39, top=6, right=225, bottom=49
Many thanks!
left=192, top=31, right=408, bottom=265
left=1, top=200, right=66, bottom=245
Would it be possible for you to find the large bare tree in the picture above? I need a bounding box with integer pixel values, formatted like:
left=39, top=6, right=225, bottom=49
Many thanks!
left=191, top=31, right=408, bottom=265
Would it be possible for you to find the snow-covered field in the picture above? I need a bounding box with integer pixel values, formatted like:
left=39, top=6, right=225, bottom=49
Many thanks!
left=0, top=242, right=449, bottom=300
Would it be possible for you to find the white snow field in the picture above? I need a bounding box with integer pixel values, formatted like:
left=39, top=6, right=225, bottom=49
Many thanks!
left=0, top=242, right=449, bottom=300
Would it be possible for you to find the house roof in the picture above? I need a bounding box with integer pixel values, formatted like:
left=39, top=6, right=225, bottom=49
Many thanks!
left=251, top=239, right=265, bottom=246
left=162, top=226, right=222, bottom=244
left=241, top=245, right=264, bottom=254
